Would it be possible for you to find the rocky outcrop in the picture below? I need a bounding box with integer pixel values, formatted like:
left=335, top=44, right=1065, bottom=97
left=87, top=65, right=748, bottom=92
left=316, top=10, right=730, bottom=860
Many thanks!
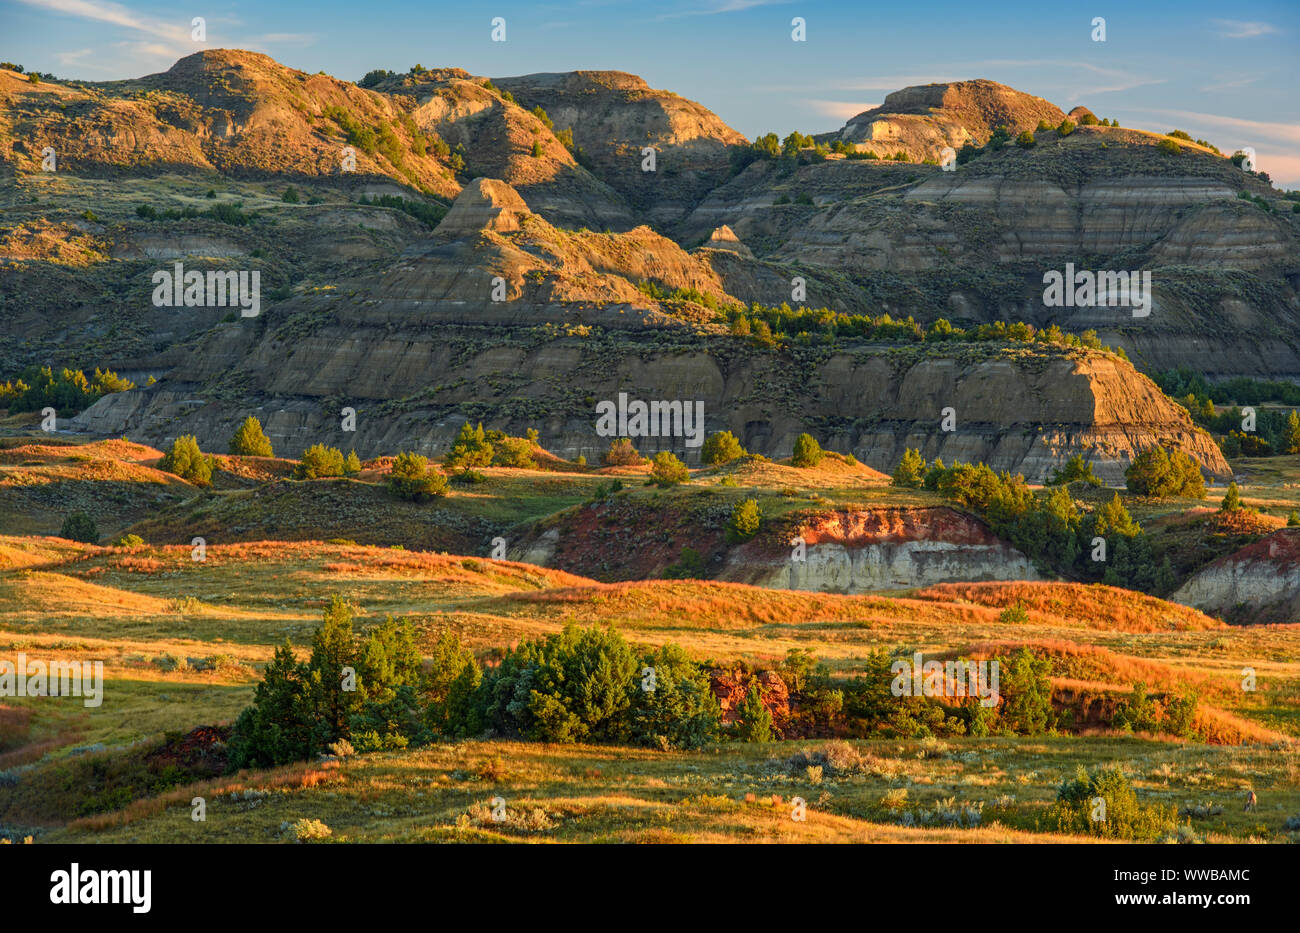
left=837, top=80, right=1066, bottom=160
left=681, top=132, right=1300, bottom=379
left=720, top=507, right=1039, bottom=592
left=69, top=177, right=1230, bottom=482
left=1172, top=529, right=1300, bottom=622
left=702, top=225, right=754, bottom=259
left=0, top=50, right=461, bottom=197
left=434, top=178, right=530, bottom=236
left=493, top=70, right=745, bottom=230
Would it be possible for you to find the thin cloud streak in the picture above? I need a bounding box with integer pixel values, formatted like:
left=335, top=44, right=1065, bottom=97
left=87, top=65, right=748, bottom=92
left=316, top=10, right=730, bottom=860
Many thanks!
left=1211, top=19, right=1279, bottom=39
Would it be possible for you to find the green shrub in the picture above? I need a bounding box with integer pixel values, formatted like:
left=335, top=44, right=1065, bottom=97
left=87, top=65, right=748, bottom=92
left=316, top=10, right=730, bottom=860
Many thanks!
left=60, top=512, right=98, bottom=544
left=629, top=644, right=721, bottom=750
left=530, top=105, right=553, bottom=130
left=734, top=683, right=773, bottom=742
left=997, top=603, right=1029, bottom=624
left=601, top=437, right=644, bottom=467
left=478, top=624, right=638, bottom=743
left=727, top=498, right=762, bottom=542
left=650, top=451, right=689, bottom=486
left=281, top=186, right=300, bottom=204
left=228, top=597, right=427, bottom=769
left=343, top=449, right=362, bottom=474
left=1156, top=137, right=1181, bottom=155
left=227, top=641, right=313, bottom=769
left=228, top=415, right=274, bottom=457
left=701, top=430, right=746, bottom=465
left=1219, top=481, right=1242, bottom=512
left=891, top=448, right=927, bottom=487
left=1125, top=447, right=1205, bottom=499
left=993, top=648, right=1055, bottom=735
left=445, top=422, right=493, bottom=469
left=1092, top=493, right=1141, bottom=537
left=1048, top=453, right=1101, bottom=486
left=114, top=533, right=144, bottom=548
left=791, top=432, right=823, bottom=468
left=424, top=630, right=482, bottom=738
left=489, top=435, right=535, bottom=468
left=294, top=444, right=345, bottom=479
left=1056, top=118, right=1076, bottom=137
left=663, top=546, right=705, bottom=579
left=205, top=201, right=248, bottom=225
left=1043, top=766, right=1177, bottom=841
left=1015, top=130, right=1036, bottom=149
left=1111, top=682, right=1198, bottom=738
left=386, top=451, right=449, bottom=501
left=161, top=435, right=215, bottom=485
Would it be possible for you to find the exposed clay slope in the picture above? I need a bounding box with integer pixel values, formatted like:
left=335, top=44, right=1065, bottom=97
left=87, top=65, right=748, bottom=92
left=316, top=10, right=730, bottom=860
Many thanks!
left=718, top=507, right=1039, bottom=592
left=683, top=126, right=1300, bottom=379
left=1173, top=528, right=1300, bottom=623
left=68, top=179, right=1229, bottom=481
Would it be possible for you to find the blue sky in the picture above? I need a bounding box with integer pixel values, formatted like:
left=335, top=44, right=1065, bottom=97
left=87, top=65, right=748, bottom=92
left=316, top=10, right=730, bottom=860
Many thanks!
left=4, top=0, right=1298, bottom=185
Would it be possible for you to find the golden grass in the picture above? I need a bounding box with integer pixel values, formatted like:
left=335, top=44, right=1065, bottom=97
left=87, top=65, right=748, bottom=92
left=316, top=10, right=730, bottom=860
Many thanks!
left=914, top=581, right=1224, bottom=632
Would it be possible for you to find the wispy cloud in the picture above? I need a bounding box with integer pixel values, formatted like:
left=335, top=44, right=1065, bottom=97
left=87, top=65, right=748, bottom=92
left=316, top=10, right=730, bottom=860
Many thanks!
left=805, top=99, right=879, bottom=121
left=1128, top=107, right=1300, bottom=146
left=1199, top=74, right=1259, bottom=92
left=1212, top=19, right=1279, bottom=39
left=14, top=0, right=318, bottom=75
left=651, top=0, right=794, bottom=20
left=13, top=0, right=191, bottom=44
left=54, top=47, right=94, bottom=67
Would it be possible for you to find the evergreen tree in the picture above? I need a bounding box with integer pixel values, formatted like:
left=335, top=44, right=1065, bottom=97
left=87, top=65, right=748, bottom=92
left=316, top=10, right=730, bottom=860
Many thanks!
left=228, top=416, right=274, bottom=457
left=161, top=434, right=214, bottom=485
left=701, top=430, right=746, bottom=465
left=650, top=451, right=689, bottom=486
left=791, top=432, right=823, bottom=468
left=727, top=498, right=762, bottom=542
left=735, top=682, right=773, bottom=742
left=891, top=447, right=927, bottom=488
left=445, top=422, right=494, bottom=469
left=1093, top=493, right=1140, bottom=537
left=1284, top=411, right=1300, bottom=454
left=59, top=512, right=98, bottom=544
left=228, top=641, right=312, bottom=769
left=306, top=596, right=362, bottom=751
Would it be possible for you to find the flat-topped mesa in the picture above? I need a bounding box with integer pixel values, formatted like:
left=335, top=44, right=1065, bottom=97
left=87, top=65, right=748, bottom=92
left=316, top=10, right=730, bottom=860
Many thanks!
left=492, top=70, right=651, bottom=93
left=434, top=178, right=532, bottom=238
left=839, top=78, right=1066, bottom=157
